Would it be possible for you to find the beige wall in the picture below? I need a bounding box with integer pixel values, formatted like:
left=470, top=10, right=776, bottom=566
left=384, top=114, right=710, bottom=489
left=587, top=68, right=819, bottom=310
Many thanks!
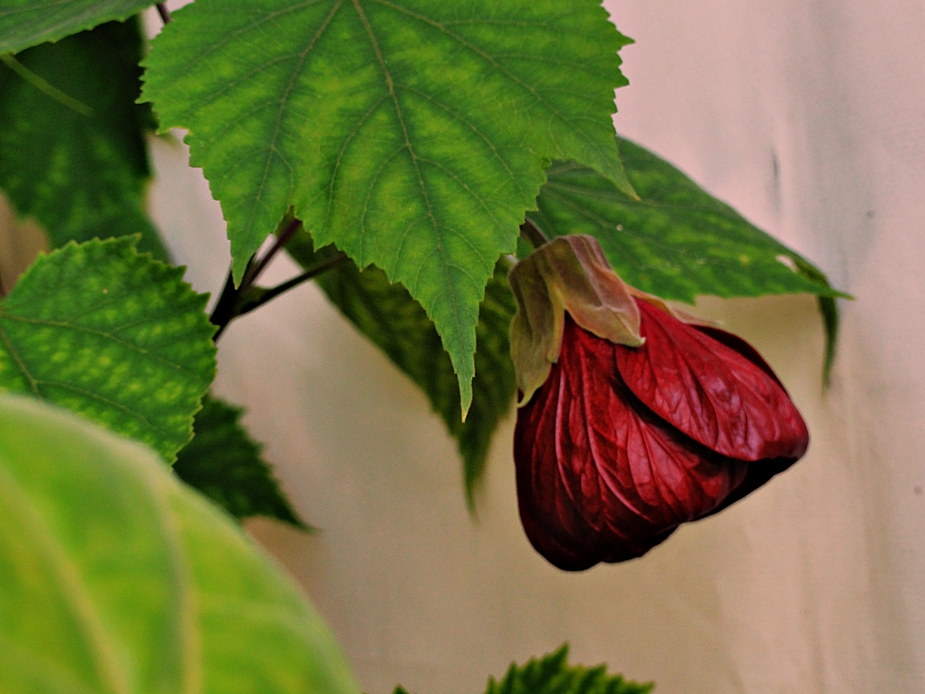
left=149, top=1, right=925, bottom=692
left=5, top=1, right=918, bottom=692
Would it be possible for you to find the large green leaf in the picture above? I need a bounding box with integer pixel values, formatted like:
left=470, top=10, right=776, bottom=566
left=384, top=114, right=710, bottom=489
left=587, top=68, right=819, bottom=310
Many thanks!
left=393, top=645, right=652, bottom=694
left=287, top=232, right=516, bottom=506
left=528, top=136, right=849, bottom=377
left=0, top=0, right=154, bottom=54
left=0, top=19, right=167, bottom=259
left=141, top=0, right=633, bottom=414
left=0, top=392, right=360, bottom=694
left=174, top=394, right=310, bottom=530
left=529, top=137, right=845, bottom=303
left=0, top=237, right=216, bottom=461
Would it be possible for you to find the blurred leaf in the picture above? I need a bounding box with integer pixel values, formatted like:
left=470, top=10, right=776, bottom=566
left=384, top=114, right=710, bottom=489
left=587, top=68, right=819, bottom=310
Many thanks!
left=485, top=645, right=653, bottom=694
left=0, top=18, right=167, bottom=259
left=0, top=393, right=360, bottom=694
left=142, top=0, right=633, bottom=414
left=174, top=394, right=311, bottom=530
left=287, top=231, right=516, bottom=506
left=0, top=237, right=216, bottom=461
left=529, top=137, right=846, bottom=303
left=0, top=0, right=154, bottom=54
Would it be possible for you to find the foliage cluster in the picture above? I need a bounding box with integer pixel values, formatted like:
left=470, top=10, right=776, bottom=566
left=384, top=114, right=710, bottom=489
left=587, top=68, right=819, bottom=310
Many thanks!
left=0, top=1, right=843, bottom=691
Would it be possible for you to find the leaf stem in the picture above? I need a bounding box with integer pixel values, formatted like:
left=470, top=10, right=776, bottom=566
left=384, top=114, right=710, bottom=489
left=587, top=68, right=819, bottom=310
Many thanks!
left=520, top=218, right=550, bottom=248
left=208, top=218, right=345, bottom=342
left=242, top=218, right=302, bottom=287
left=156, top=3, right=173, bottom=24
left=236, top=253, right=348, bottom=318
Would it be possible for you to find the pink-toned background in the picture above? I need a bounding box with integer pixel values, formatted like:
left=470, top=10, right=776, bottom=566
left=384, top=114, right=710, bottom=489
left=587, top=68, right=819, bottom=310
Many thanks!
left=8, top=2, right=924, bottom=692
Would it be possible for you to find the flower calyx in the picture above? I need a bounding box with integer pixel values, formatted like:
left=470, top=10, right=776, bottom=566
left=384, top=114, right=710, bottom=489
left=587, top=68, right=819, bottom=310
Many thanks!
left=509, top=235, right=644, bottom=404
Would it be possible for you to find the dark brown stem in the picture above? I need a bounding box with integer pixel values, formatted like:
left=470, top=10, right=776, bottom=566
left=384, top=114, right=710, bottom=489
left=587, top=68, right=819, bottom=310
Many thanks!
left=520, top=218, right=550, bottom=248
left=243, top=218, right=302, bottom=287
left=156, top=3, right=172, bottom=24
left=208, top=269, right=240, bottom=342
left=236, top=252, right=348, bottom=317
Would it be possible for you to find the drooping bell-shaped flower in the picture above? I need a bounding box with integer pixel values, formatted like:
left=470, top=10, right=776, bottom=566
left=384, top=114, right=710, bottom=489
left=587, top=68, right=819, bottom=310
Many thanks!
left=509, top=235, right=809, bottom=571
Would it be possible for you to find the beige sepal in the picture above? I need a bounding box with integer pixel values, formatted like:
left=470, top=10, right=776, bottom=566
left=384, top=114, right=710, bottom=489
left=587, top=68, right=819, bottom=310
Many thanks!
left=626, top=287, right=720, bottom=328
left=509, top=235, right=644, bottom=405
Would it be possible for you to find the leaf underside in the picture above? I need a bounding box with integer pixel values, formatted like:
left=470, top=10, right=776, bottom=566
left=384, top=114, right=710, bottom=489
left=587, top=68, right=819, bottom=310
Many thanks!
left=141, top=0, right=633, bottom=413
left=286, top=231, right=516, bottom=505
left=0, top=0, right=154, bottom=54
left=0, top=237, right=216, bottom=461
left=0, top=18, right=166, bottom=259
left=174, top=393, right=311, bottom=529
left=529, top=136, right=847, bottom=374
left=0, top=393, right=360, bottom=694
left=530, top=136, right=844, bottom=304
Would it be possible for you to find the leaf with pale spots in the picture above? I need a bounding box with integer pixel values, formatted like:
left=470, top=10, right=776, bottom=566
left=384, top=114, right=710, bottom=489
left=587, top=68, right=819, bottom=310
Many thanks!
left=174, top=394, right=311, bottom=529
left=0, top=19, right=167, bottom=259
left=141, top=0, right=634, bottom=414
left=0, top=237, right=216, bottom=461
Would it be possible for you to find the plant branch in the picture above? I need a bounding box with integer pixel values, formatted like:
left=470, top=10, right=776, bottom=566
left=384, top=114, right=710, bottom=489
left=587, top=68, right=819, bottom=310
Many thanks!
left=243, top=217, right=302, bottom=287
left=520, top=218, right=550, bottom=248
left=156, top=3, right=172, bottom=24
left=208, top=269, right=240, bottom=341
left=236, top=252, right=348, bottom=318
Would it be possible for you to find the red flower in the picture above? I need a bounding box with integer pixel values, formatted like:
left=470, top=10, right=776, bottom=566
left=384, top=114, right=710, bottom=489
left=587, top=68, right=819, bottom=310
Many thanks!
left=509, top=236, right=809, bottom=571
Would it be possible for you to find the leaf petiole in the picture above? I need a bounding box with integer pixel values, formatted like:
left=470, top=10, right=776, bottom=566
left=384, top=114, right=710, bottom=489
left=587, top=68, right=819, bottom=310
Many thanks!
left=520, top=218, right=550, bottom=249
left=209, top=219, right=346, bottom=341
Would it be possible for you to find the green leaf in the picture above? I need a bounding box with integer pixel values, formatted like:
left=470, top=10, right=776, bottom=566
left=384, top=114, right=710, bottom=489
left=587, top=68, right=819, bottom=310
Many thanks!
left=0, top=19, right=167, bottom=259
left=484, top=645, right=653, bottom=694
left=0, top=392, right=360, bottom=694
left=142, top=0, right=633, bottom=414
left=529, top=136, right=846, bottom=303
left=0, top=0, right=154, bottom=54
left=393, top=645, right=652, bottom=694
left=174, top=393, right=311, bottom=530
left=287, top=231, right=516, bottom=506
left=0, top=237, right=216, bottom=461
left=790, top=255, right=841, bottom=386
left=528, top=136, right=851, bottom=377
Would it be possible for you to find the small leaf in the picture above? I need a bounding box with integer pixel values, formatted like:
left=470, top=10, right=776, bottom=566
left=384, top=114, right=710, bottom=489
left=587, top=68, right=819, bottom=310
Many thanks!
left=484, top=645, right=653, bottom=694
left=529, top=137, right=846, bottom=303
left=0, top=237, right=216, bottom=461
left=0, top=0, right=154, bottom=54
left=174, top=393, right=311, bottom=530
left=0, top=19, right=167, bottom=259
left=287, top=231, right=516, bottom=506
left=142, top=0, right=633, bottom=413
left=0, top=393, right=361, bottom=694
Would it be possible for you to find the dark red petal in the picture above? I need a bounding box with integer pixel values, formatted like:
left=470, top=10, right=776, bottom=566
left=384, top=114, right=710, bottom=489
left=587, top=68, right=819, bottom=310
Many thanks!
left=514, top=316, right=747, bottom=569
left=615, top=299, right=809, bottom=461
